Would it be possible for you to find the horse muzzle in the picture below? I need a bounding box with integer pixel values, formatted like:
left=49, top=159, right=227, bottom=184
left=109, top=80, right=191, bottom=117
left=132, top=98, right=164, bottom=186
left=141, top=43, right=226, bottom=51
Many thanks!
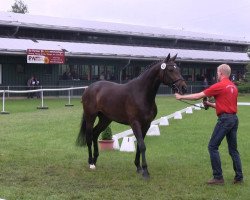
left=172, top=80, right=187, bottom=95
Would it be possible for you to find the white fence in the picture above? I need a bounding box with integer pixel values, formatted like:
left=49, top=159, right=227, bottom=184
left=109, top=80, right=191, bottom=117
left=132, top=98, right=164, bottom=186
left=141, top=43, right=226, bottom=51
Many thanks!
left=0, top=86, right=87, bottom=114
left=113, top=105, right=199, bottom=140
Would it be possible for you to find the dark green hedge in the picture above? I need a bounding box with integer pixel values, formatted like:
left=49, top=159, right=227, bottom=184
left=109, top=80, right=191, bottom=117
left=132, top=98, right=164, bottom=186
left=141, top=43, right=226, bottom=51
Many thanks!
left=237, top=84, right=250, bottom=93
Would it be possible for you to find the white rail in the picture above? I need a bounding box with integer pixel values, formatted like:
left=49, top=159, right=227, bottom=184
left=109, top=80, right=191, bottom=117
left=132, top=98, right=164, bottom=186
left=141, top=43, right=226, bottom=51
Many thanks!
left=113, top=105, right=199, bottom=140
left=0, top=86, right=88, bottom=114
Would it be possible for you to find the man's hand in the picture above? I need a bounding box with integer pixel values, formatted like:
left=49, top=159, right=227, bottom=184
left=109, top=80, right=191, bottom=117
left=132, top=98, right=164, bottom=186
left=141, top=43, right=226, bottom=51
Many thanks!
left=203, top=97, right=209, bottom=110
left=175, top=93, right=182, bottom=100
left=204, top=100, right=216, bottom=109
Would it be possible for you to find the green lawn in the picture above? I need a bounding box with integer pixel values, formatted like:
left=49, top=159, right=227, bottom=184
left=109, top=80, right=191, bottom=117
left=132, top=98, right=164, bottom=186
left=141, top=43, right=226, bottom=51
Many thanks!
left=0, top=95, right=250, bottom=200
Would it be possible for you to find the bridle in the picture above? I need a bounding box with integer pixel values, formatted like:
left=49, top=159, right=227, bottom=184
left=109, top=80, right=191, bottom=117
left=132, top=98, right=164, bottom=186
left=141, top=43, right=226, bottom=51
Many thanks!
left=160, top=64, right=208, bottom=110
left=160, top=63, right=184, bottom=90
left=170, top=78, right=184, bottom=93
left=169, top=78, right=207, bottom=109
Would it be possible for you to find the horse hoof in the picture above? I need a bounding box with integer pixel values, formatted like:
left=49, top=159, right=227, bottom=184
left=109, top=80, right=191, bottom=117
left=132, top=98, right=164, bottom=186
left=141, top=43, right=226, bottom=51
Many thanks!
left=89, top=164, right=96, bottom=169
left=136, top=167, right=142, bottom=174
left=142, top=171, right=150, bottom=179
left=142, top=174, right=150, bottom=180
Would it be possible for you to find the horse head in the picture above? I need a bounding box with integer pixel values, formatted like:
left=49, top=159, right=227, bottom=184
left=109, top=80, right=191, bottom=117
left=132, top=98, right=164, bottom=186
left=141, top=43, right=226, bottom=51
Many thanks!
left=159, top=53, right=187, bottom=94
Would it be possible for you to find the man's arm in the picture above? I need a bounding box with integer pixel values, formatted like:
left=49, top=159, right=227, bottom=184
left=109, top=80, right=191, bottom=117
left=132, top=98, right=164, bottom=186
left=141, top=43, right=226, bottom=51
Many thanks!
left=175, top=92, right=206, bottom=100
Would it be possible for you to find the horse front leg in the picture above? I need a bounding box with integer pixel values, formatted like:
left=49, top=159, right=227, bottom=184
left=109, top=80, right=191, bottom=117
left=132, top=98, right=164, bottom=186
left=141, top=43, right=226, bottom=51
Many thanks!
left=134, top=144, right=142, bottom=174
left=132, top=121, right=149, bottom=179
left=134, top=144, right=142, bottom=173
left=141, top=123, right=151, bottom=178
left=140, top=142, right=149, bottom=179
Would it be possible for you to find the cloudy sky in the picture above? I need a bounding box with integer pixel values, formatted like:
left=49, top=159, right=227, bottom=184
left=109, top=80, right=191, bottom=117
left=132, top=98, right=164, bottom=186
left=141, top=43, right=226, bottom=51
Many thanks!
left=1, top=0, right=250, bottom=40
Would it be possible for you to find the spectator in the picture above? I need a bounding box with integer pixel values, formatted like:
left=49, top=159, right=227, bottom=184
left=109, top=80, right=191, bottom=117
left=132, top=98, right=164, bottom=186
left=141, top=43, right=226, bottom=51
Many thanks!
left=99, top=72, right=105, bottom=80
left=62, top=69, right=72, bottom=80
left=202, top=77, right=208, bottom=90
left=211, top=76, right=216, bottom=85
left=35, top=77, right=41, bottom=98
left=106, top=71, right=111, bottom=80
left=27, top=75, right=36, bottom=98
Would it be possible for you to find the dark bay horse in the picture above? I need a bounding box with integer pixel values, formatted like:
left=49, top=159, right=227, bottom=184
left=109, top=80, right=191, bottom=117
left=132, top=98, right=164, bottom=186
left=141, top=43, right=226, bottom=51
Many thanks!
left=76, top=54, right=187, bottom=179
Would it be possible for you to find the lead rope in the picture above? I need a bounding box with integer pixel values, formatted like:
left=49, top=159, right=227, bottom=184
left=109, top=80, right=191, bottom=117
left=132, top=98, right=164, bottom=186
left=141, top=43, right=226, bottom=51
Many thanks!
left=179, top=98, right=209, bottom=110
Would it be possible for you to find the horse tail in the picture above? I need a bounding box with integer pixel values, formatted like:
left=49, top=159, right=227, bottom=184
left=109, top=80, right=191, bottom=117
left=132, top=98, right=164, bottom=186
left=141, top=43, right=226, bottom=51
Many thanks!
left=76, top=113, right=87, bottom=146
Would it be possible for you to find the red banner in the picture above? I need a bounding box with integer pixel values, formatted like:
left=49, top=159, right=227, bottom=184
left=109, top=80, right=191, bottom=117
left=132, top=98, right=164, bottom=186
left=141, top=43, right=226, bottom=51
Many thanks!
left=27, top=49, right=65, bottom=64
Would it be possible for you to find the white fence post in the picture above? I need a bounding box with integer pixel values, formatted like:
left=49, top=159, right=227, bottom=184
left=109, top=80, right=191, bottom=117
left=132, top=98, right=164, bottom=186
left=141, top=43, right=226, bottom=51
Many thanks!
left=7, top=86, right=10, bottom=98
left=65, top=87, right=74, bottom=107
left=1, top=91, right=9, bottom=114
left=37, top=90, right=48, bottom=109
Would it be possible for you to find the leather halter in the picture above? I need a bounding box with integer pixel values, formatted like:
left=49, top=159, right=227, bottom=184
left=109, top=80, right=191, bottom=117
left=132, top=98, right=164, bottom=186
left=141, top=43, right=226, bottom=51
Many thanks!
left=170, top=78, right=184, bottom=93
left=160, top=63, right=184, bottom=92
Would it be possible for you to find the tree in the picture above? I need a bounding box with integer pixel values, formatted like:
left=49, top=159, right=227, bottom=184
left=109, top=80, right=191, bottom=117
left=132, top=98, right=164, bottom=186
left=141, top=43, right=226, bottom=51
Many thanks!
left=11, top=0, right=28, bottom=14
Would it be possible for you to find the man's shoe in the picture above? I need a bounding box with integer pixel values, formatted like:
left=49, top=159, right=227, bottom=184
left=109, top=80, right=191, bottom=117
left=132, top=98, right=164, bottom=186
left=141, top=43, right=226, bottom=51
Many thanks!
left=233, top=179, right=243, bottom=184
left=207, top=178, right=224, bottom=185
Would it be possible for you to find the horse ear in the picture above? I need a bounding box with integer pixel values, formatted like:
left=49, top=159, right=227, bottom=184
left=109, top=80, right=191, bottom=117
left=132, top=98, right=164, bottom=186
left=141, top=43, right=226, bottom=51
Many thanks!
left=171, top=54, right=178, bottom=61
left=164, top=53, right=171, bottom=63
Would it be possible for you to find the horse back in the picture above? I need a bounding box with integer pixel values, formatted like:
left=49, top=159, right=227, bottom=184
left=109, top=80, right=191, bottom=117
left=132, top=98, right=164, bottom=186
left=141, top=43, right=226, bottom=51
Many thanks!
left=82, top=81, right=128, bottom=120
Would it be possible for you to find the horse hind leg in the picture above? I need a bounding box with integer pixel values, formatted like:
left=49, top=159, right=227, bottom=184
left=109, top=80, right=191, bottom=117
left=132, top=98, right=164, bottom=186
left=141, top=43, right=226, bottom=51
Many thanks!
left=92, top=113, right=111, bottom=165
left=85, top=115, right=97, bottom=169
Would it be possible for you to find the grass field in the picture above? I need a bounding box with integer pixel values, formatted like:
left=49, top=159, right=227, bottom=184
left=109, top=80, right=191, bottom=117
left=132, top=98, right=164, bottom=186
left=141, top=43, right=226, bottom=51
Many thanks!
left=1, top=95, right=250, bottom=200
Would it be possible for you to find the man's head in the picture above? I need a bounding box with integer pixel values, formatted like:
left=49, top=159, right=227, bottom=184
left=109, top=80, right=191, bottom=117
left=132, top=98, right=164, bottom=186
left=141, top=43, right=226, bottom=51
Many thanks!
left=217, top=64, right=231, bottom=81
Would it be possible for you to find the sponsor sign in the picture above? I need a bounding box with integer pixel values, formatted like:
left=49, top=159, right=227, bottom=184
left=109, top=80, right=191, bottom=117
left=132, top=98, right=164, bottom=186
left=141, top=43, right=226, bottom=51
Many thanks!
left=27, top=49, right=65, bottom=64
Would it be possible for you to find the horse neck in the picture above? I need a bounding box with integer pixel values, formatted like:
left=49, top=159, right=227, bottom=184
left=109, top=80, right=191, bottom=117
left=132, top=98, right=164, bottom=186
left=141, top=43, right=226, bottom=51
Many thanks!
left=136, top=65, right=161, bottom=101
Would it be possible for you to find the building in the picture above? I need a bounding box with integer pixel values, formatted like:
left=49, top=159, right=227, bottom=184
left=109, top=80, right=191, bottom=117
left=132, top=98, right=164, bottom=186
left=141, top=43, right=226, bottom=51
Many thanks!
left=0, top=11, right=249, bottom=92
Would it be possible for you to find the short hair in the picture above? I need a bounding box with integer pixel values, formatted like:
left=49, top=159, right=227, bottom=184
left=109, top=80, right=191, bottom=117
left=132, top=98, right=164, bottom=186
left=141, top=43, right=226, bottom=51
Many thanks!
left=218, top=64, right=231, bottom=77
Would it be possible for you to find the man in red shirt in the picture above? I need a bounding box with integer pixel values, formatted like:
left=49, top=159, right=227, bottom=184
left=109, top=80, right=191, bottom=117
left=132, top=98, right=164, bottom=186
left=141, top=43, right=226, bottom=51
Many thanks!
left=175, top=64, right=243, bottom=185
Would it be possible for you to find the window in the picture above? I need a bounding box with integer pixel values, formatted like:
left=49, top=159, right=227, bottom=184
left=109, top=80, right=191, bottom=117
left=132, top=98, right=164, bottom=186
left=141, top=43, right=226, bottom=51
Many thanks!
left=92, top=65, right=99, bottom=80
left=59, top=64, right=119, bottom=81
left=181, top=67, right=194, bottom=81
left=195, top=68, right=203, bottom=81
left=225, top=46, right=231, bottom=51
left=79, top=65, right=90, bottom=80
left=16, top=64, right=24, bottom=74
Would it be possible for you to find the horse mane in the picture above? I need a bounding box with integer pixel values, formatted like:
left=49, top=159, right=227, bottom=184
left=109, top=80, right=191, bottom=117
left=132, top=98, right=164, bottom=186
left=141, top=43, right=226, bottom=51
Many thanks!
left=137, top=59, right=162, bottom=78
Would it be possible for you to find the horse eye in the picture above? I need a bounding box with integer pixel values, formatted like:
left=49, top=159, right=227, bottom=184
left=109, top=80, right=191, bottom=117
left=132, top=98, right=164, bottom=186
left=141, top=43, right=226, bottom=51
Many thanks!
left=168, top=65, right=176, bottom=71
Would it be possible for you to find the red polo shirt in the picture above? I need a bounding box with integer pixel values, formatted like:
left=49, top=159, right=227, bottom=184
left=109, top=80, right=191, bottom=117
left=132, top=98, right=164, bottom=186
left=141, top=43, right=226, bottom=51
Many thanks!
left=203, top=78, right=238, bottom=116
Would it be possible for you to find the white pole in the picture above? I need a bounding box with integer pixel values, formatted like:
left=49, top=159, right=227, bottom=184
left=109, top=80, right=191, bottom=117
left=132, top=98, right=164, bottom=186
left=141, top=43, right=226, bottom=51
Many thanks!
left=68, top=90, right=71, bottom=105
left=65, top=87, right=74, bottom=106
left=1, top=91, right=9, bottom=114
left=2, top=91, right=5, bottom=112
left=37, top=89, right=48, bottom=109
left=7, top=86, right=9, bottom=98
left=41, top=90, right=44, bottom=107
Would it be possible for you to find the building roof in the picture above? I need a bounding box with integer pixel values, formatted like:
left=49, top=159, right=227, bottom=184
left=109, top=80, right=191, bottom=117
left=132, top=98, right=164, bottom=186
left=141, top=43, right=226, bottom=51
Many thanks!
left=0, top=37, right=248, bottom=64
left=1, top=11, right=250, bottom=45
